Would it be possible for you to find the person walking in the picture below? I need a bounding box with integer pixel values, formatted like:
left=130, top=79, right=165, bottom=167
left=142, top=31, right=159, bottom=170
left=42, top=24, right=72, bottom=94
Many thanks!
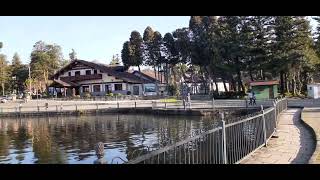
left=252, top=92, right=256, bottom=105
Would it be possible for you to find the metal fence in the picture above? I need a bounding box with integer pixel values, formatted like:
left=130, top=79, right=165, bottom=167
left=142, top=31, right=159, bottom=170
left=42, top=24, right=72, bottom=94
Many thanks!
left=126, top=98, right=288, bottom=164
left=151, top=99, right=276, bottom=110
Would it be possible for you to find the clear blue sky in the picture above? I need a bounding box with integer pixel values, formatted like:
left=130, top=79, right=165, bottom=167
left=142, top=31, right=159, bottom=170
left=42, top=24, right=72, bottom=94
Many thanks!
left=0, top=16, right=190, bottom=64
left=0, top=16, right=317, bottom=65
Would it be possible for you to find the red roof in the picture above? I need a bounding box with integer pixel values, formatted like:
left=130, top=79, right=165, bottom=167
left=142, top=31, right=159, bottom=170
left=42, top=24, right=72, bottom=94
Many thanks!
left=250, top=80, right=279, bottom=86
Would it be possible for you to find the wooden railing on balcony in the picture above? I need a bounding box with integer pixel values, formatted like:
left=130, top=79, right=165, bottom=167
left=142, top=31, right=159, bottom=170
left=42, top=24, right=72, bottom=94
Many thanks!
left=60, top=74, right=102, bottom=82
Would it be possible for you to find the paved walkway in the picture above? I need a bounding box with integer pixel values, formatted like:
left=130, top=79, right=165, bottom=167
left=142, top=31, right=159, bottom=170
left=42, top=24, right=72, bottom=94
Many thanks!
left=241, top=108, right=315, bottom=164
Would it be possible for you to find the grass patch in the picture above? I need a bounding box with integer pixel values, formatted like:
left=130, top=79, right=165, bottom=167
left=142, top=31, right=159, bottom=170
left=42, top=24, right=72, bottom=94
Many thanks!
left=159, top=98, right=178, bottom=103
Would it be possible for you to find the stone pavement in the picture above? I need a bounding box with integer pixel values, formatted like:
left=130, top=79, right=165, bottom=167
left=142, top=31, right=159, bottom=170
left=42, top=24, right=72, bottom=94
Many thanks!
left=241, top=109, right=315, bottom=164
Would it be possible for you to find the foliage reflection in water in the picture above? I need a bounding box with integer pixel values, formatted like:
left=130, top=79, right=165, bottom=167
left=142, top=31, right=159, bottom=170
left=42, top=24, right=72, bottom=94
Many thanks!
left=0, top=111, right=253, bottom=164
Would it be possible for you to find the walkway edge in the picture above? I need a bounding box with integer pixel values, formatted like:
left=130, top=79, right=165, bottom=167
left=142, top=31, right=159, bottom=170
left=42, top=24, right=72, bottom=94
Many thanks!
left=301, top=108, right=320, bottom=164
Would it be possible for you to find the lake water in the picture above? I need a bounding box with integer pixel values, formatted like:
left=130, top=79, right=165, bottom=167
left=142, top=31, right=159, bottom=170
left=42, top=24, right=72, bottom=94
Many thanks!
left=0, top=111, right=253, bottom=164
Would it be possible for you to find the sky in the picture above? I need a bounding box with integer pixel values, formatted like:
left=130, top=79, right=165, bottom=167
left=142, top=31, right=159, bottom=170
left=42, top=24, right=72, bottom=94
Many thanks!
left=0, top=16, right=190, bottom=64
left=0, top=16, right=317, bottom=65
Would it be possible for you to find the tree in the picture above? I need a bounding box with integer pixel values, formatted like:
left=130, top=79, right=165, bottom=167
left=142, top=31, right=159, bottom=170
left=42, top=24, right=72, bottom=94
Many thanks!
left=163, top=32, right=179, bottom=85
left=109, top=54, right=120, bottom=65
left=9, top=53, right=28, bottom=94
left=129, top=31, right=144, bottom=71
left=30, top=41, right=63, bottom=92
left=69, top=49, right=77, bottom=61
left=0, top=54, right=9, bottom=96
left=272, top=16, right=320, bottom=95
left=121, top=41, right=132, bottom=70
left=143, top=26, right=155, bottom=67
left=121, top=31, right=144, bottom=71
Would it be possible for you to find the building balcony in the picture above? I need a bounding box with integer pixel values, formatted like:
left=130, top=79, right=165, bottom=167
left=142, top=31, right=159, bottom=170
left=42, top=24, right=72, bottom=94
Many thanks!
left=60, top=74, right=102, bottom=82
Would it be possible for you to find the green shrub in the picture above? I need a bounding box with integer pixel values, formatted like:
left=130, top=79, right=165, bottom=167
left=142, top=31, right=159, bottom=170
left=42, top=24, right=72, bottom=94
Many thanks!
left=168, top=84, right=180, bottom=97
left=284, top=92, right=293, bottom=97
left=83, top=92, right=91, bottom=98
left=105, top=93, right=114, bottom=97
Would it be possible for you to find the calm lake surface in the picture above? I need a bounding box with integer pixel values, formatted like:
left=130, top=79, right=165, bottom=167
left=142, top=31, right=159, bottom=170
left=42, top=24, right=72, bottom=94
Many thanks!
left=0, top=111, right=252, bottom=164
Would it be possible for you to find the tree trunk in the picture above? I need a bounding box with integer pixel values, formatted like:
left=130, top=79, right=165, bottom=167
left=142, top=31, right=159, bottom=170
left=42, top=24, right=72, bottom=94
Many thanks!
left=280, top=71, right=284, bottom=94
left=1, top=83, right=4, bottom=96
left=249, top=68, right=254, bottom=81
left=285, top=73, right=289, bottom=93
left=222, top=78, right=229, bottom=92
left=237, top=70, right=244, bottom=92
left=214, top=81, right=219, bottom=93
left=230, top=76, right=236, bottom=91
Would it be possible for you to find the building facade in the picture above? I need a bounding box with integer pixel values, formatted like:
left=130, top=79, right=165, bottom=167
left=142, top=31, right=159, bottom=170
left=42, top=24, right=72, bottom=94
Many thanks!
left=50, top=59, right=156, bottom=97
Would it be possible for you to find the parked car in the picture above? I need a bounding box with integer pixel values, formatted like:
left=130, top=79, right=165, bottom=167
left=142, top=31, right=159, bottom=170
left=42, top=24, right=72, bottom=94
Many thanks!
left=0, top=97, right=7, bottom=103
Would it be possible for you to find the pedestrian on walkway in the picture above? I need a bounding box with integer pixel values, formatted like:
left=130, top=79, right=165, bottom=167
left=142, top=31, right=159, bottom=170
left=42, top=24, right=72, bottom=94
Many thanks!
left=252, top=92, right=256, bottom=105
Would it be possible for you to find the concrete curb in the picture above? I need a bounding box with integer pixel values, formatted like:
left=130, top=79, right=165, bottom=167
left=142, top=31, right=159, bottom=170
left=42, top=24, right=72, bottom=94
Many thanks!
left=301, top=108, right=320, bottom=164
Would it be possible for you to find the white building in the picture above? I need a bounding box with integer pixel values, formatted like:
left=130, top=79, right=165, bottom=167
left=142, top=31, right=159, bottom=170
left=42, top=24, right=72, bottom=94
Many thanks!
left=307, top=83, right=320, bottom=99
left=50, top=59, right=158, bottom=97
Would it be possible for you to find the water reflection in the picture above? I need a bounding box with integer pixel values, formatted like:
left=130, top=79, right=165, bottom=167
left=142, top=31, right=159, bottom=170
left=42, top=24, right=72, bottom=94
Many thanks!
left=0, top=112, right=245, bottom=164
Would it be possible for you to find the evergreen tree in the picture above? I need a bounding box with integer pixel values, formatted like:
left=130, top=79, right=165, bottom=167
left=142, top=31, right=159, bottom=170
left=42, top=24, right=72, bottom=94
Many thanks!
left=10, top=53, right=28, bottom=93
left=109, top=54, right=120, bottom=65
left=129, top=31, right=143, bottom=71
left=0, top=54, right=9, bottom=96
left=121, top=41, right=132, bottom=70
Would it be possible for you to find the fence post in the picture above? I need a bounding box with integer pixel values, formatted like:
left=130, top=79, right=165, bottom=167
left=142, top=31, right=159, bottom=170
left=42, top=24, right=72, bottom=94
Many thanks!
left=75, top=104, right=78, bottom=111
left=37, top=105, right=40, bottom=112
left=212, top=98, right=215, bottom=109
left=56, top=105, right=58, bottom=112
left=220, top=113, right=227, bottom=164
left=261, top=105, right=267, bottom=147
left=245, top=98, right=248, bottom=109
left=164, top=102, right=167, bottom=109
left=117, top=102, right=119, bottom=109
left=183, top=99, right=186, bottom=110
left=273, top=100, right=277, bottom=128
left=60, top=103, right=63, bottom=111
left=135, top=101, right=137, bottom=109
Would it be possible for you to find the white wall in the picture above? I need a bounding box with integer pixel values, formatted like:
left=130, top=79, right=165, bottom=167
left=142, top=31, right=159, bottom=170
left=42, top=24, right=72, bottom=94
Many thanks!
left=307, top=85, right=320, bottom=99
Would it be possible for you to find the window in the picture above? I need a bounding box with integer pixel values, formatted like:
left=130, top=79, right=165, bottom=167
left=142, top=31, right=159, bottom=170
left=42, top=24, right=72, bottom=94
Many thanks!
left=94, top=70, right=97, bottom=74
left=68, top=72, right=71, bottom=76
left=145, top=84, right=156, bottom=92
left=114, top=84, right=122, bottom=91
left=93, top=85, right=101, bottom=92
left=83, top=86, right=90, bottom=92
left=105, top=85, right=110, bottom=93
left=86, top=70, right=91, bottom=75
left=75, top=71, right=81, bottom=76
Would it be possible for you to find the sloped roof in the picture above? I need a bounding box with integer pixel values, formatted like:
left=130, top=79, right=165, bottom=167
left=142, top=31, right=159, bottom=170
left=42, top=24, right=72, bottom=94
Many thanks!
left=52, top=59, right=150, bottom=84
left=51, top=79, right=79, bottom=87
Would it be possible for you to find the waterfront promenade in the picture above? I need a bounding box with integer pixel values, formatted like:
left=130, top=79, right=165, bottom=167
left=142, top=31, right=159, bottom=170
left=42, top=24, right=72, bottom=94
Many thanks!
left=241, top=109, right=315, bottom=164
